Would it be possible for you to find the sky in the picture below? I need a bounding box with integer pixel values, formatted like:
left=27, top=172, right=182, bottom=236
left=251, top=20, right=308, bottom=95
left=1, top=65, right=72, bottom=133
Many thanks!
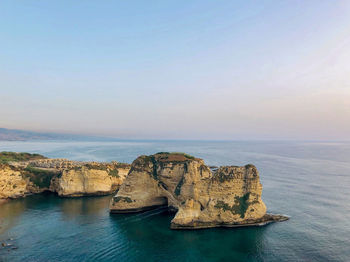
left=1, top=0, right=350, bottom=140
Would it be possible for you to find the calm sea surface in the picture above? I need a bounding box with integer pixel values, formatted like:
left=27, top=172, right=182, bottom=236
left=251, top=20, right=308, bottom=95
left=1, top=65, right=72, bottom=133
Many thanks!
left=1, top=140, right=350, bottom=262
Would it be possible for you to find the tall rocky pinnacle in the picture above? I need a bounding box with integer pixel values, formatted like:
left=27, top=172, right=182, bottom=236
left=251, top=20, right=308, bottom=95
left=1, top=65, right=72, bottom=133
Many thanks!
left=110, top=152, right=288, bottom=229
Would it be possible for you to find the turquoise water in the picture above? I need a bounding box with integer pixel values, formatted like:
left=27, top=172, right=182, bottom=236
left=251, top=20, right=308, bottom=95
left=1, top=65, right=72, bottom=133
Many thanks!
left=1, top=140, right=350, bottom=261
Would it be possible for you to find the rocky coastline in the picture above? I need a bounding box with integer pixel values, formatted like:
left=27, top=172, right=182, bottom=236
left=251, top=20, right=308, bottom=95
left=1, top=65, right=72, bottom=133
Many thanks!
left=0, top=152, right=130, bottom=199
left=0, top=151, right=289, bottom=229
left=170, top=213, right=290, bottom=229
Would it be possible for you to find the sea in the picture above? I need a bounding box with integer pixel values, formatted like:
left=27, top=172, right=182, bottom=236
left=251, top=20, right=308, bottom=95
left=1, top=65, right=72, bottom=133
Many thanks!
left=0, top=140, right=349, bottom=262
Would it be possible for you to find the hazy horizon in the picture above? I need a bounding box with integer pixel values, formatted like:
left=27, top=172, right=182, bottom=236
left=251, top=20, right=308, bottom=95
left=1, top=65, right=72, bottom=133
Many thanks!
left=1, top=1, right=350, bottom=140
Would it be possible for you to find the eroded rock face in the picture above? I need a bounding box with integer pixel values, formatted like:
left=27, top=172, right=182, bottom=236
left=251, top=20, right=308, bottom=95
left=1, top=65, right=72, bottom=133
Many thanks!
left=0, top=163, right=51, bottom=199
left=0, top=164, right=29, bottom=199
left=50, top=163, right=130, bottom=197
left=110, top=153, right=288, bottom=229
left=0, top=152, right=131, bottom=199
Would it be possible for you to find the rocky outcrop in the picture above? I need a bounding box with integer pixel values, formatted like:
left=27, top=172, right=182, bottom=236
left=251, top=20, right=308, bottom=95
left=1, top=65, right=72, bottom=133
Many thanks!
left=110, top=152, right=288, bottom=229
left=0, top=152, right=131, bottom=199
left=0, top=163, right=56, bottom=199
left=0, top=163, right=30, bottom=199
left=50, top=163, right=130, bottom=197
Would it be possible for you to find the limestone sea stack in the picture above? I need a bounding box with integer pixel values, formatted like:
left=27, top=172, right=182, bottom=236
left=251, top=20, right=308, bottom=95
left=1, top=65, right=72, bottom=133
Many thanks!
left=110, top=152, right=288, bottom=229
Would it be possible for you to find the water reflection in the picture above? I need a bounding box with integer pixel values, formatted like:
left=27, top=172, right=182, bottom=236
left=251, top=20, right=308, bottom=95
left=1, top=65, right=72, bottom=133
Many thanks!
left=109, top=209, right=268, bottom=261
left=58, top=195, right=111, bottom=220
left=0, top=200, right=26, bottom=236
left=1, top=194, right=269, bottom=261
left=0, top=194, right=112, bottom=236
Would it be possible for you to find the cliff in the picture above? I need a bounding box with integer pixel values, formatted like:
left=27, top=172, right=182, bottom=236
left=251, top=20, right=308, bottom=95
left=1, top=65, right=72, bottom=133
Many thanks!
left=0, top=152, right=130, bottom=199
left=110, top=152, right=288, bottom=229
left=0, top=163, right=30, bottom=199
left=50, top=162, right=130, bottom=197
left=0, top=163, right=58, bottom=199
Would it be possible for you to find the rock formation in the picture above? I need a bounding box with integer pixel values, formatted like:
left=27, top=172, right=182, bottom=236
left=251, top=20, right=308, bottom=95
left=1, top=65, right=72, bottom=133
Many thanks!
left=0, top=163, right=31, bottom=199
left=110, top=152, right=288, bottom=229
left=1, top=151, right=289, bottom=229
left=50, top=163, right=130, bottom=197
left=0, top=163, right=57, bottom=199
left=0, top=152, right=130, bottom=199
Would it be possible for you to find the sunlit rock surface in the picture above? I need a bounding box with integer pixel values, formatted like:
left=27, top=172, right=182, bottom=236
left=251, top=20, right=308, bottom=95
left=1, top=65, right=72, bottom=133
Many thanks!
left=0, top=152, right=130, bottom=199
left=110, top=152, right=288, bottom=229
left=50, top=163, right=130, bottom=197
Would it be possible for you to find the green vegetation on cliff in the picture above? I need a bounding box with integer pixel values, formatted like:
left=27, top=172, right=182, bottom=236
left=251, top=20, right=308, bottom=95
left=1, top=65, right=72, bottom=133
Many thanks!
left=233, top=193, right=251, bottom=218
left=140, top=155, right=158, bottom=179
left=0, top=151, right=46, bottom=163
left=214, top=171, right=235, bottom=183
left=23, top=166, right=59, bottom=188
left=108, top=169, right=120, bottom=177
left=114, top=196, right=133, bottom=203
left=83, top=164, right=108, bottom=171
left=214, top=193, right=254, bottom=218
left=174, top=176, right=185, bottom=196
left=155, top=152, right=196, bottom=160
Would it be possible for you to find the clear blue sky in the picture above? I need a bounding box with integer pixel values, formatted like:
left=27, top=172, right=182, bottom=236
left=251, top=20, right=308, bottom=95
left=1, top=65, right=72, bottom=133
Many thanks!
left=1, top=1, right=349, bottom=140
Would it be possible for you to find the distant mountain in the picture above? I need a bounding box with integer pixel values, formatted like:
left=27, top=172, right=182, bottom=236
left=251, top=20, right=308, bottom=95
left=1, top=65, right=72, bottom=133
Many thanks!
left=0, top=128, right=108, bottom=141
